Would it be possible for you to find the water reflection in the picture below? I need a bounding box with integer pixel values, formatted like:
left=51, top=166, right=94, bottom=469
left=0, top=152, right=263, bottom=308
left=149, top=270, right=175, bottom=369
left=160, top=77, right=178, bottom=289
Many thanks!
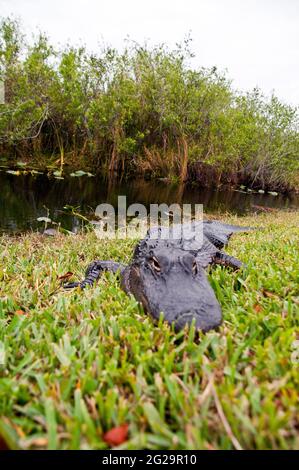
left=0, top=171, right=298, bottom=234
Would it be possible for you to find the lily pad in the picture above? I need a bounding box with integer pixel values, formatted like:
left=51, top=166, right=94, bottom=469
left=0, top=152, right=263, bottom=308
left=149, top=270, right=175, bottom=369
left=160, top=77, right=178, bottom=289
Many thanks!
left=70, top=171, right=85, bottom=177
left=268, top=191, right=278, bottom=196
left=233, top=189, right=247, bottom=194
left=70, top=170, right=91, bottom=177
left=53, top=170, right=63, bottom=177
left=37, top=217, right=52, bottom=223
left=258, top=189, right=265, bottom=194
left=6, top=170, right=21, bottom=176
left=16, top=161, right=27, bottom=167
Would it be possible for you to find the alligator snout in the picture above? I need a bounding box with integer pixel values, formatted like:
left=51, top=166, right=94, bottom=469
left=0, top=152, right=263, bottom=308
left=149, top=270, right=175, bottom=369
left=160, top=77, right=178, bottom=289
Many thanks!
left=129, top=250, right=223, bottom=333
left=163, top=274, right=223, bottom=332
left=173, top=307, right=222, bottom=333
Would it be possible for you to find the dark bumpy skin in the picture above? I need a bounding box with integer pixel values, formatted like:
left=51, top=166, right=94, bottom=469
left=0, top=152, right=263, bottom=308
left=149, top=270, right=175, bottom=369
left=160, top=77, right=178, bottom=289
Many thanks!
left=64, top=221, right=253, bottom=332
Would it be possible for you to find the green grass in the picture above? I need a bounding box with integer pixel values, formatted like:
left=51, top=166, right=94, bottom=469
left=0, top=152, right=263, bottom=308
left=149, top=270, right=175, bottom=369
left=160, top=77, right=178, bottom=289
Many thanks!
left=0, top=211, right=298, bottom=450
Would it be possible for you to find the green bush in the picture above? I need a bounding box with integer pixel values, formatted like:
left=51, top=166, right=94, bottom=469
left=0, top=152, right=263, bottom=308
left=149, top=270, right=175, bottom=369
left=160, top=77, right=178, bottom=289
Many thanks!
left=0, top=18, right=298, bottom=189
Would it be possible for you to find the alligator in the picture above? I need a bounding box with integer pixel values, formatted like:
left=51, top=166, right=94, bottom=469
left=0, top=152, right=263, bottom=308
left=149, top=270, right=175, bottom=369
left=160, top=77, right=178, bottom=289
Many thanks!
left=64, top=220, right=252, bottom=332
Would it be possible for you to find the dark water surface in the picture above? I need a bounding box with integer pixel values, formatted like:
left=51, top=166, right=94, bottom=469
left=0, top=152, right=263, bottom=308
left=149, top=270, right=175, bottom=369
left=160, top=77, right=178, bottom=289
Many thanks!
left=0, top=170, right=298, bottom=234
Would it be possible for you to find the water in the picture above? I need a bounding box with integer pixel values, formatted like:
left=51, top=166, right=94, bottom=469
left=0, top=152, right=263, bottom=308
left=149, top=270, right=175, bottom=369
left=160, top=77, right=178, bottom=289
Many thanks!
left=0, top=170, right=298, bottom=234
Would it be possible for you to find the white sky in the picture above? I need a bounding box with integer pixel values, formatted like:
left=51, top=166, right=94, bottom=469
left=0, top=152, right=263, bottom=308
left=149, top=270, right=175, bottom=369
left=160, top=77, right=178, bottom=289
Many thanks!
left=1, top=0, right=299, bottom=105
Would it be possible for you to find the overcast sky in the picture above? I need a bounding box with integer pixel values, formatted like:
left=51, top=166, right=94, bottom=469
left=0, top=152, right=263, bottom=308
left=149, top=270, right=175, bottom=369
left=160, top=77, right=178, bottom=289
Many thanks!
left=2, top=0, right=299, bottom=105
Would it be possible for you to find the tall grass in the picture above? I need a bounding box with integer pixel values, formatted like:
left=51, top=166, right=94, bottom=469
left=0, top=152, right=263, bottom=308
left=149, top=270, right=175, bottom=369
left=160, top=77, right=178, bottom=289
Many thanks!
left=0, top=211, right=298, bottom=449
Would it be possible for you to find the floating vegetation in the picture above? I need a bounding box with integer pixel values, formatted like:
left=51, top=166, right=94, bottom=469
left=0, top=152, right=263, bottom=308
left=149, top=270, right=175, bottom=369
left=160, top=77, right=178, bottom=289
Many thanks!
left=6, top=170, right=21, bottom=175
left=36, top=216, right=52, bottom=224
left=52, top=170, right=64, bottom=180
left=233, top=189, right=247, bottom=194
left=70, top=170, right=94, bottom=177
left=6, top=168, right=44, bottom=176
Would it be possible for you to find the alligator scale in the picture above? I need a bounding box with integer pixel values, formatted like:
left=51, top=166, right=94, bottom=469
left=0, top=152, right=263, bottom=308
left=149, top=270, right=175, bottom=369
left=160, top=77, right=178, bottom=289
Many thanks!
left=65, top=220, right=252, bottom=332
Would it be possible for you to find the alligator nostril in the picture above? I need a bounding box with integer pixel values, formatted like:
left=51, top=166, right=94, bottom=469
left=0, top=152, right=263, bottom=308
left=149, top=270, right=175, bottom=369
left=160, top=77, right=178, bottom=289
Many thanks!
left=174, top=310, right=222, bottom=332
left=180, top=312, right=194, bottom=318
left=181, top=254, right=196, bottom=273
left=175, top=311, right=197, bottom=324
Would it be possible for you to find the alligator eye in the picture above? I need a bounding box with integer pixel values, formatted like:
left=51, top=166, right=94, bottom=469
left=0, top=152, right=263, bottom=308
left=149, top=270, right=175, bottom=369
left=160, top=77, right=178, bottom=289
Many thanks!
left=192, top=261, right=198, bottom=275
left=150, top=257, right=161, bottom=273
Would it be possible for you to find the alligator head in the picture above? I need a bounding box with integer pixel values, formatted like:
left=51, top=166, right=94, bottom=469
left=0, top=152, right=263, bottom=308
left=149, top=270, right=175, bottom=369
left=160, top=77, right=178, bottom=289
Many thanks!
left=125, top=237, right=222, bottom=332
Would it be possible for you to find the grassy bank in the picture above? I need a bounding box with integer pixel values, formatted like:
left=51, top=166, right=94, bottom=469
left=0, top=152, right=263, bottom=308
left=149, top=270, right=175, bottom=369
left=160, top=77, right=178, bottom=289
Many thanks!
left=0, top=211, right=298, bottom=450
left=1, top=18, right=299, bottom=190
